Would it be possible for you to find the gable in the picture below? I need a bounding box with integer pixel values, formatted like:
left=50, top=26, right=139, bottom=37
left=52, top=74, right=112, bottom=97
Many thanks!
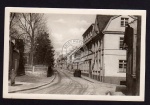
left=103, top=15, right=136, bottom=32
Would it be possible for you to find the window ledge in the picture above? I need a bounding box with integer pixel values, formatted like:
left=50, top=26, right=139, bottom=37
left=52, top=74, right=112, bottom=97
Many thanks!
left=117, top=72, right=126, bottom=73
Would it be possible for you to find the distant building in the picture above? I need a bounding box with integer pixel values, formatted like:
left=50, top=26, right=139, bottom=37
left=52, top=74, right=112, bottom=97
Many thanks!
left=123, top=16, right=141, bottom=95
left=66, top=48, right=78, bottom=71
left=56, top=54, right=64, bottom=68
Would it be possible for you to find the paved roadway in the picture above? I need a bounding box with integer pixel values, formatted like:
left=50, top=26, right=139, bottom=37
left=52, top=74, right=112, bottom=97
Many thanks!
left=19, top=68, right=118, bottom=95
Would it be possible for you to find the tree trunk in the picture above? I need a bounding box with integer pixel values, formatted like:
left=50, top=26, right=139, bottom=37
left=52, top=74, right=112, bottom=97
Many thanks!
left=30, top=51, right=34, bottom=66
left=30, top=39, right=34, bottom=66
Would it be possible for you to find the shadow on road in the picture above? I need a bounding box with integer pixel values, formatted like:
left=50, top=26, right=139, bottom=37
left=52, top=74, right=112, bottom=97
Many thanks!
left=9, top=83, right=23, bottom=86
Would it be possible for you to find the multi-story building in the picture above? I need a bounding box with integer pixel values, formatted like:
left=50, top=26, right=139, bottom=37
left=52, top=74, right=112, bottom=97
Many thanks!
left=58, top=15, right=138, bottom=85
left=56, top=54, right=64, bottom=69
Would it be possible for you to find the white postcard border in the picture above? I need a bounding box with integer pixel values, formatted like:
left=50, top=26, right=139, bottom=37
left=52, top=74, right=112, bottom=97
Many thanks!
left=3, top=7, right=146, bottom=101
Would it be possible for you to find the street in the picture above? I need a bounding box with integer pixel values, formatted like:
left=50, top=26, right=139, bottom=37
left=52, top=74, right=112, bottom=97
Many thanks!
left=17, top=68, right=122, bottom=95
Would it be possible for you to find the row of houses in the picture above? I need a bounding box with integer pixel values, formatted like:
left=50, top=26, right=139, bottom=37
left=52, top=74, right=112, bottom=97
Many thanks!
left=56, top=15, right=141, bottom=95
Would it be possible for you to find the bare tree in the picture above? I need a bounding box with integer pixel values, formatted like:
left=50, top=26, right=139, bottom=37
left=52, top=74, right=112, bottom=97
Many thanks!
left=16, top=13, right=45, bottom=66
left=9, top=13, right=27, bottom=39
left=9, top=13, right=19, bottom=38
left=10, top=13, right=16, bottom=29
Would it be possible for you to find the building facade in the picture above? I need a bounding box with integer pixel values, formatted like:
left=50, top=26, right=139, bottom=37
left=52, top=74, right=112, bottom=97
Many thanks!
left=57, top=15, right=138, bottom=85
left=100, top=15, right=135, bottom=84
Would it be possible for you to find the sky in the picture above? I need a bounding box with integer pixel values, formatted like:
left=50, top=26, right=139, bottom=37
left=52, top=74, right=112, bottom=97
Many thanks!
left=45, top=14, right=96, bottom=56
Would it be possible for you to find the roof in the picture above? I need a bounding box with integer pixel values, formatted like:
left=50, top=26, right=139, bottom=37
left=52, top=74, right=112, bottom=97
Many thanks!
left=82, top=24, right=94, bottom=37
left=96, top=15, right=115, bottom=32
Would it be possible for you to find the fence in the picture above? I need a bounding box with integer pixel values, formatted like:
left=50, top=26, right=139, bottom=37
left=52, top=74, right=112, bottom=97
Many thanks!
left=25, top=65, right=48, bottom=72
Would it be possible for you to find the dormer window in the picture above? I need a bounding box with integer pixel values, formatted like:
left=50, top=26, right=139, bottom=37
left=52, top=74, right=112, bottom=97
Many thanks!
left=121, top=18, right=128, bottom=27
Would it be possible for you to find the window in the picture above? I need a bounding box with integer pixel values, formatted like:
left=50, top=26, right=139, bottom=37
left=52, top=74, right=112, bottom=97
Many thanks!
left=119, top=37, right=124, bottom=50
left=90, top=32, right=92, bottom=37
left=121, top=18, right=128, bottom=27
left=119, top=60, right=127, bottom=73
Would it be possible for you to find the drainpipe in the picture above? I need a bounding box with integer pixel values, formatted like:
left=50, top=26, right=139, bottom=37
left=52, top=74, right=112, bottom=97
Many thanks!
left=132, top=29, right=137, bottom=78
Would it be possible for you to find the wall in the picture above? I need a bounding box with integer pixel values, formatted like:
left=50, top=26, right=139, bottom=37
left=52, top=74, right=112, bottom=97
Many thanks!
left=104, top=34, right=126, bottom=76
left=106, top=15, right=135, bottom=32
left=102, top=16, right=128, bottom=84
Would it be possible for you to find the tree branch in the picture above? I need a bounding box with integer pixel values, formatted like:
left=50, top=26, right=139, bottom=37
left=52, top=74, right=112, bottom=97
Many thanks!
left=18, top=17, right=32, bottom=39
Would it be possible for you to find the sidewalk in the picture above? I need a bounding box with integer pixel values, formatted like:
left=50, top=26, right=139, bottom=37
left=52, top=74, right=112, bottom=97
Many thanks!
left=9, top=71, right=56, bottom=93
left=63, top=69, right=126, bottom=95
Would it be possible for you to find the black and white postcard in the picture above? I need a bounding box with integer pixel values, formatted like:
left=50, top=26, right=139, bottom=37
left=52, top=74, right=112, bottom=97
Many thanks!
left=3, top=7, right=146, bottom=101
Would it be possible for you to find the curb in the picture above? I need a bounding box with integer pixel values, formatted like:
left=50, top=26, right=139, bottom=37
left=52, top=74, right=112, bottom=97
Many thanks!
left=9, top=73, right=56, bottom=93
left=81, top=76, right=95, bottom=83
left=65, top=69, right=120, bottom=86
left=64, top=69, right=94, bottom=83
